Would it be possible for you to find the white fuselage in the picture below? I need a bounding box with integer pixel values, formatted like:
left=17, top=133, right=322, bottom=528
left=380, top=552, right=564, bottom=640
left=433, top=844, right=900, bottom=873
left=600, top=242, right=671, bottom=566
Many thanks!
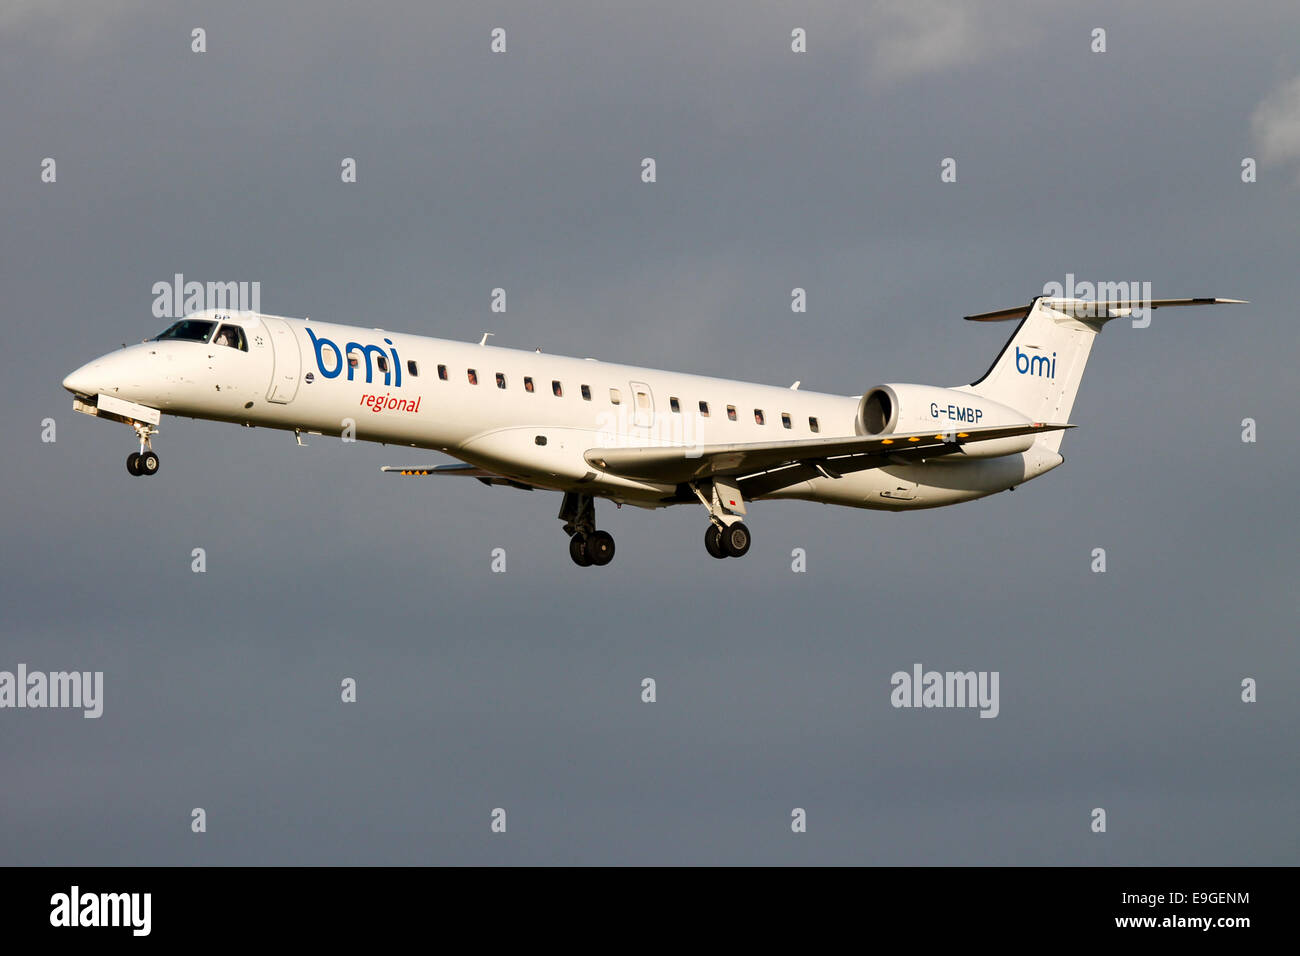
left=62, top=310, right=1060, bottom=510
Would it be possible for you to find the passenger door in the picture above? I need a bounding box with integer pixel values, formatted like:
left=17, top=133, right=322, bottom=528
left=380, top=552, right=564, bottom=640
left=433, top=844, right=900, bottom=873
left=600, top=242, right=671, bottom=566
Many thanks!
left=262, top=316, right=301, bottom=404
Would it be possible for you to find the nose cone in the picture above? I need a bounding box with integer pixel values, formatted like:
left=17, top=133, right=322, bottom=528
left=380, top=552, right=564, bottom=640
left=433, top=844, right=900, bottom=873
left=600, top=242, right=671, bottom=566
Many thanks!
left=62, top=361, right=101, bottom=396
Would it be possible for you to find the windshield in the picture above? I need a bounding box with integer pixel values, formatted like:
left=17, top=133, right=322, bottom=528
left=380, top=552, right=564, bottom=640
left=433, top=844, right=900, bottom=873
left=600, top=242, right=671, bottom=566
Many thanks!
left=154, top=319, right=216, bottom=343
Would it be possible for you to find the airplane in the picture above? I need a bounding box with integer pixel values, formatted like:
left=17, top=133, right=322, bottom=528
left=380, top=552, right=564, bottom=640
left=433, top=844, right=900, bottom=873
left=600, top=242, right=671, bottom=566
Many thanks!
left=61, top=294, right=1244, bottom=566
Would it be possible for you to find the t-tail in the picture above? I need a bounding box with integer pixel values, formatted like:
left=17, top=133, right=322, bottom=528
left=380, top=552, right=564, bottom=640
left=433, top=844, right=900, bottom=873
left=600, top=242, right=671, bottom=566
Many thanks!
left=961, top=295, right=1247, bottom=452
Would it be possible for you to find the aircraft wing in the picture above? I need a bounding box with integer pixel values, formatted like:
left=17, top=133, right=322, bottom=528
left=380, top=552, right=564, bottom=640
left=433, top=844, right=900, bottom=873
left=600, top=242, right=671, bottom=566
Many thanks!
left=380, top=463, right=535, bottom=489
left=584, top=422, right=1071, bottom=486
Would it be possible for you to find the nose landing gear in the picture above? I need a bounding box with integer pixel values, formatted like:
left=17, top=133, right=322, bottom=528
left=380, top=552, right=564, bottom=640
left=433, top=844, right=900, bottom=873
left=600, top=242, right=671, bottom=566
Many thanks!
left=126, top=423, right=160, bottom=477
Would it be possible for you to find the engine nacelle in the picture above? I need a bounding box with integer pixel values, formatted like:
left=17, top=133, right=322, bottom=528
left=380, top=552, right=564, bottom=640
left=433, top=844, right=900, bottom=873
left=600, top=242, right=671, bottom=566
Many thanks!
left=856, top=383, right=1037, bottom=459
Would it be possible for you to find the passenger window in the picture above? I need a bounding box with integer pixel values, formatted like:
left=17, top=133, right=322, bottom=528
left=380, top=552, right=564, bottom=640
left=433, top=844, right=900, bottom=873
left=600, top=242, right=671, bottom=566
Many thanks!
left=809, top=416, right=820, bottom=433
left=754, top=409, right=765, bottom=425
left=348, top=353, right=359, bottom=369
left=609, top=388, right=621, bottom=404
left=552, top=380, right=563, bottom=397
left=496, top=372, right=507, bottom=389
left=727, top=405, right=737, bottom=421
left=781, top=413, right=792, bottom=429
left=670, top=397, right=680, bottom=413
left=636, top=390, right=650, bottom=411
left=524, top=376, right=535, bottom=393
left=581, top=385, right=591, bottom=401
left=699, top=401, right=710, bottom=417
left=437, top=364, right=447, bottom=380
left=467, top=368, right=478, bottom=385
left=407, top=360, right=419, bottom=376
left=213, top=325, right=247, bottom=351
left=377, top=356, right=389, bottom=373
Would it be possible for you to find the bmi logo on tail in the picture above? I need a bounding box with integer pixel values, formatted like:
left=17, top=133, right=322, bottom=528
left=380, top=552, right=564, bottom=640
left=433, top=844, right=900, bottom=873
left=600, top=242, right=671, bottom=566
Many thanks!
left=1015, top=346, right=1056, bottom=379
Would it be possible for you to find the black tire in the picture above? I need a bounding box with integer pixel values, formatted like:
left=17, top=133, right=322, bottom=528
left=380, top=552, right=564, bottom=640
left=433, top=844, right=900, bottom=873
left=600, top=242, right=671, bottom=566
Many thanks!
left=138, top=451, right=160, bottom=476
left=705, top=524, right=727, bottom=559
left=569, top=534, right=593, bottom=567
left=722, top=522, right=751, bottom=558
left=126, top=452, right=141, bottom=476
left=587, top=530, right=615, bottom=566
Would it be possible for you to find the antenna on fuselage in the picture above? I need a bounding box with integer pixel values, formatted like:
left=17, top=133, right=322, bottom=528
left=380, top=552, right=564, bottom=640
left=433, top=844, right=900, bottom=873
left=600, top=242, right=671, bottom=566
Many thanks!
left=479, top=332, right=494, bottom=346
left=790, top=381, right=800, bottom=390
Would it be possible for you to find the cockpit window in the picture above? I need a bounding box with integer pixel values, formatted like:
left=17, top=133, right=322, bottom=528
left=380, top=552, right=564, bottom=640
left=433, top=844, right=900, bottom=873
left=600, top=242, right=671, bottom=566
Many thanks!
left=154, top=319, right=216, bottom=343
left=213, top=324, right=247, bottom=351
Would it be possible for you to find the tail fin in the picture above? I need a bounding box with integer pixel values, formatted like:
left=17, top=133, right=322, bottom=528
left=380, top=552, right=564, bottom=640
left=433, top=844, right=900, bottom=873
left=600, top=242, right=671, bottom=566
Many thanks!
left=961, top=296, right=1246, bottom=452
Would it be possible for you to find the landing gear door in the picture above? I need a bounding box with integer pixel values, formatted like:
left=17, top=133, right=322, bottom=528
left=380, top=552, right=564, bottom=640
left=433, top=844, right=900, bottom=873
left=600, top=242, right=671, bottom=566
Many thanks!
left=630, top=381, right=653, bottom=428
left=262, top=316, right=301, bottom=404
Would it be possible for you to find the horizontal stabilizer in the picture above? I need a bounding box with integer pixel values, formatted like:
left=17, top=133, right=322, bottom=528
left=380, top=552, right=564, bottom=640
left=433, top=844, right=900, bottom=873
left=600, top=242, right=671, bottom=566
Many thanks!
left=966, top=297, right=1247, bottom=322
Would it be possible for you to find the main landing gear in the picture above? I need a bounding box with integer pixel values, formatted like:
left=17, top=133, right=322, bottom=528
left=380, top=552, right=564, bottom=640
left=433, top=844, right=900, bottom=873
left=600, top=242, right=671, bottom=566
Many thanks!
left=559, top=491, right=615, bottom=567
left=693, top=478, right=752, bottom=560
left=705, top=520, right=751, bottom=559
left=125, top=422, right=160, bottom=477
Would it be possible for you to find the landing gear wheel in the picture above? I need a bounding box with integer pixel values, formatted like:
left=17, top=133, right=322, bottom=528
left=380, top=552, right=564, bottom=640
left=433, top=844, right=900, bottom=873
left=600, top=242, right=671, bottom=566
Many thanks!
left=569, top=534, right=594, bottom=567
left=126, top=452, right=141, bottom=476
left=721, top=522, right=751, bottom=558
left=705, top=524, right=727, bottom=559
left=137, top=451, right=160, bottom=476
left=587, top=530, right=615, bottom=566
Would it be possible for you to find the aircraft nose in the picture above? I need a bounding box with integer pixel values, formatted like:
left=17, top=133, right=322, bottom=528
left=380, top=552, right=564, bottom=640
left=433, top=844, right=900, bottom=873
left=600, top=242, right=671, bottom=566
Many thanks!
left=62, top=362, right=99, bottom=396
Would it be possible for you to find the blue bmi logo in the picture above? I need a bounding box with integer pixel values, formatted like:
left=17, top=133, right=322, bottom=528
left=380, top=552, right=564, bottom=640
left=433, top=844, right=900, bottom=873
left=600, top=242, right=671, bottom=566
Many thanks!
left=1014, top=346, right=1056, bottom=379
left=306, top=328, right=402, bottom=387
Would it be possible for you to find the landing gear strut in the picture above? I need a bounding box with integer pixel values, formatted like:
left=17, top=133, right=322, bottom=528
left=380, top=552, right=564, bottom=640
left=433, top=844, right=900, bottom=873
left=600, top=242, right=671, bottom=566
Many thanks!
left=559, top=491, right=615, bottom=567
left=693, top=478, right=752, bottom=559
left=126, top=423, right=160, bottom=477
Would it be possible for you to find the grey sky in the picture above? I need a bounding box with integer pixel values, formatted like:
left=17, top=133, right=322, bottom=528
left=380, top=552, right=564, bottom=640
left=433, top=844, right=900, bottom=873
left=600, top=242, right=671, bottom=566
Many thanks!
left=1, top=0, right=1296, bottom=864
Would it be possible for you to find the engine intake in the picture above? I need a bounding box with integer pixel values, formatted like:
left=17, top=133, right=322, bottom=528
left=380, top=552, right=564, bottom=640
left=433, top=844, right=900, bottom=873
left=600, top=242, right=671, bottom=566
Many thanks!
left=856, top=384, right=1038, bottom=459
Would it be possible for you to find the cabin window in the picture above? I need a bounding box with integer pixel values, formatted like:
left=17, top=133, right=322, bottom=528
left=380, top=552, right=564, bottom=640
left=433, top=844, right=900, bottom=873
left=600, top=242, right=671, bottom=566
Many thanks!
left=496, top=372, right=507, bottom=389
left=754, top=409, right=765, bottom=425
left=377, top=355, right=389, bottom=373
left=467, top=368, right=478, bottom=385
left=581, top=384, right=592, bottom=401
left=699, top=401, right=710, bottom=417
left=809, top=416, right=820, bottom=433
left=348, top=354, right=359, bottom=369
left=781, top=413, right=792, bottom=429
left=726, top=405, right=737, bottom=421
left=670, top=397, right=680, bottom=413
left=609, top=388, right=621, bottom=405
left=407, top=360, right=419, bottom=376
left=437, top=364, right=447, bottom=380
left=213, top=325, right=247, bottom=351
left=524, top=376, right=535, bottom=393
left=635, top=390, right=650, bottom=411
left=552, top=380, right=563, bottom=397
